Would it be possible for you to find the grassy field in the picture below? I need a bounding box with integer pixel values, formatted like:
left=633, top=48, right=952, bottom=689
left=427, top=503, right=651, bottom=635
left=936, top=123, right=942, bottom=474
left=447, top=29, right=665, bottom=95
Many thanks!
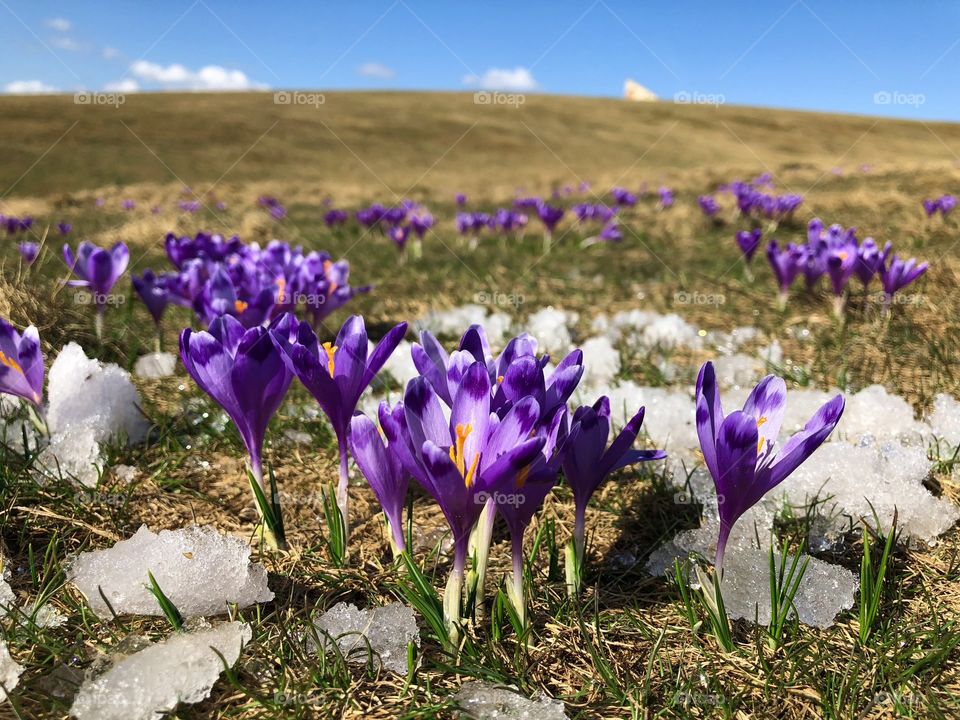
left=1, top=91, right=960, bottom=718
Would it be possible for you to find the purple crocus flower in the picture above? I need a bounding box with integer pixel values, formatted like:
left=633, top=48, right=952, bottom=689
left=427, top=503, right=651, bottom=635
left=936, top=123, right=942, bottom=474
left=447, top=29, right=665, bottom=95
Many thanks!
left=18, top=242, right=40, bottom=266
left=278, top=314, right=407, bottom=532
left=382, top=366, right=546, bottom=641
left=735, top=229, right=762, bottom=263
left=495, top=405, right=568, bottom=621
left=940, top=195, right=958, bottom=217
left=455, top=193, right=467, bottom=206
left=699, top=195, right=720, bottom=218
left=180, top=315, right=293, bottom=526
left=57, top=222, right=72, bottom=236
left=766, top=240, right=803, bottom=306
left=880, top=254, right=928, bottom=308
left=324, top=209, right=349, bottom=228
left=409, top=212, right=435, bottom=239
left=562, top=397, right=665, bottom=586
left=658, top=187, right=674, bottom=208
left=387, top=224, right=410, bottom=250
left=348, top=404, right=410, bottom=555
left=63, top=241, right=130, bottom=334
left=0, top=318, right=44, bottom=408
left=536, top=203, right=564, bottom=233
left=854, top=238, right=891, bottom=286
left=121, top=199, right=135, bottom=211
left=825, top=241, right=857, bottom=308
left=923, top=199, right=940, bottom=218
left=695, top=361, right=844, bottom=568
left=611, top=187, right=637, bottom=207
left=132, top=270, right=171, bottom=327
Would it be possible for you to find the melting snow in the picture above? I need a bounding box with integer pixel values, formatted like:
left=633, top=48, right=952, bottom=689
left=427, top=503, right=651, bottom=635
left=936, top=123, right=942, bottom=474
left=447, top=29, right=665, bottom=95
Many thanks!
left=133, top=351, right=177, bottom=379
left=67, top=525, right=273, bottom=617
left=69, top=621, right=250, bottom=720
left=0, top=642, right=24, bottom=704
left=454, top=681, right=569, bottom=720
left=312, top=602, right=419, bottom=675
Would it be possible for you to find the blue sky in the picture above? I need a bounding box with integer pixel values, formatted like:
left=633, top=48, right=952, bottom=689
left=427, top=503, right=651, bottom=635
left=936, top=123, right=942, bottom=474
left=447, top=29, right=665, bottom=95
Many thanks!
left=2, top=0, right=959, bottom=120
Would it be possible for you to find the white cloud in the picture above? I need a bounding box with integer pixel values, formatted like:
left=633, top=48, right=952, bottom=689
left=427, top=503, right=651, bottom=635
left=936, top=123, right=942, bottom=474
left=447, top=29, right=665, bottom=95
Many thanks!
left=4, top=80, right=59, bottom=94
left=102, top=46, right=121, bottom=60
left=356, top=62, right=396, bottom=80
left=129, top=60, right=266, bottom=91
left=104, top=78, right=139, bottom=92
left=463, top=67, right=538, bottom=92
left=50, top=36, right=84, bottom=52
left=43, top=17, right=71, bottom=32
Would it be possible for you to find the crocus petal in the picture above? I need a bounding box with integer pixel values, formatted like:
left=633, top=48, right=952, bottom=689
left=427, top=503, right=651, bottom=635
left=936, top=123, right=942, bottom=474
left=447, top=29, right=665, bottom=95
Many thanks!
left=765, top=395, right=844, bottom=487
left=362, top=321, right=408, bottom=389
left=695, top=362, right=724, bottom=482
left=349, top=411, right=407, bottom=534
left=741, top=375, right=787, bottom=465
left=449, top=361, right=491, bottom=471
left=404, top=376, right=450, bottom=449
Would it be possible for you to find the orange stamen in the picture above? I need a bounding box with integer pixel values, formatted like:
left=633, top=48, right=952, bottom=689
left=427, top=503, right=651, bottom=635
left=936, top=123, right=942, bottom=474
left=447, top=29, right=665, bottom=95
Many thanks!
left=275, top=277, right=286, bottom=304
left=321, top=342, right=337, bottom=376
left=0, top=350, right=24, bottom=376
left=447, top=423, right=480, bottom=488
left=234, top=300, right=248, bottom=313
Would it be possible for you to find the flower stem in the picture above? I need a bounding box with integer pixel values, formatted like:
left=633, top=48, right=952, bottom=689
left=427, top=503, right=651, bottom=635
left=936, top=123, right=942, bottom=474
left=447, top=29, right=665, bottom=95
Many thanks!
left=468, top=497, right=496, bottom=614
left=444, top=540, right=468, bottom=647
left=336, top=438, right=350, bottom=542
left=507, top=531, right=526, bottom=628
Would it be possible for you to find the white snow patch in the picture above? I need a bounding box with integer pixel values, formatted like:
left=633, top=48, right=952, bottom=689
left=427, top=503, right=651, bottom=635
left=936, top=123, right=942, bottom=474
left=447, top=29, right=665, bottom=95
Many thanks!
left=69, top=621, right=250, bottom=720
left=67, top=525, right=273, bottom=617
left=313, top=602, right=419, bottom=674
left=133, top=351, right=177, bottom=379
left=455, top=681, right=568, bottom=719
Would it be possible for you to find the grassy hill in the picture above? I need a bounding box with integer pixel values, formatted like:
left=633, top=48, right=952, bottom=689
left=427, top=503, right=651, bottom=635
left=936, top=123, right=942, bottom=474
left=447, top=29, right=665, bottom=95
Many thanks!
left=1, top=91, right=959, bottom=200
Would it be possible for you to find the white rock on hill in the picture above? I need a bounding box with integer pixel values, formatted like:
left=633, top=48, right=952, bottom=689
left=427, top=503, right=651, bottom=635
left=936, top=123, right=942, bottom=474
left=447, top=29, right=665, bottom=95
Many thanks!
left=623, top=79, right=658, bottom=102
left=69, top=622, right=250, bottom=720
left=67, top=525, right=274, bottom=617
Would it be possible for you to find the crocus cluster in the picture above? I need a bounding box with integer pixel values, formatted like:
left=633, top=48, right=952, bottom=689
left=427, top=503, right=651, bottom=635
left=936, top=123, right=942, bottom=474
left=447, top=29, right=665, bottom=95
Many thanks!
left=133, top=232, right=369, bottom=332
left=18, top=242, right=40, bottom=266
left=765, top=218, right=926, bottom=313
left=347, top=325, right=665, bottom=634
left=724, top=179, right=802, bottom=221
left=1, top=215, right=33, bottom=235
left=922, top=194, right=957, bottom=218
left=698, top=195, right=721, bottom=218
left=354, top=200, right=434, bottom=255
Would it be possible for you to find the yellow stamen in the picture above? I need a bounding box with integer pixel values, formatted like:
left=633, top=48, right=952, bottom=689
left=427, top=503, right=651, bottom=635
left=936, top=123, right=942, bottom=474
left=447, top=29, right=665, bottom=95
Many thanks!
left=756, top=416, right=768, bottom=455
left=323, top=259, right=339, bottom=295
left=234, top=300, right=248, bottom=313
left=321, top=342, right=337, bottom=376
left=0, top=350, right=24, bottom=376
left=497, top=375, right=505, bottom=384
left=515, top=465, right=531, bottom=489
left=838, top=251, right=849, bottom=261
left=447, top=423, right=480, bottom=488
left=275, top=277, right=286, bottom=304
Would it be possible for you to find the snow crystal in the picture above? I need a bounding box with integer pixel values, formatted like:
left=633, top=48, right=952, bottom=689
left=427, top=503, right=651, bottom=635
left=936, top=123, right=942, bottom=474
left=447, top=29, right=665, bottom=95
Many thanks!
left=69, top=621, right=250, bottom=720
left=312, top=602, right=419, bottom=674
left=454, top=681, right=568, bottom=720
left=113, top=464, right=140, bottom=484
left=712, top=354, right=766, bottom=389
left=41, top=343, right=149, bottom=486
left=67, top=525, right=273, bottom=617
left=777, top=439, right=959, bottom=545
left=0, top=642, right=24, bottom=703
left=928, top=393, right=960, bottom=449
left=0, top=559, right=15, bottom=611
left=526, top=307, right=578, bottom=355
left=417, top=304, right=488, bottom=338
left=836, top=385, right=926, bottom=442
left=719, top=547, right=858, bottom=628
left=133, top=351, right=176, bottom=379
left=594, top=310, right=702, bottom=350
left=579, top=336, right=620, bottom=388
left=647, top=470, right=857, bottom=628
